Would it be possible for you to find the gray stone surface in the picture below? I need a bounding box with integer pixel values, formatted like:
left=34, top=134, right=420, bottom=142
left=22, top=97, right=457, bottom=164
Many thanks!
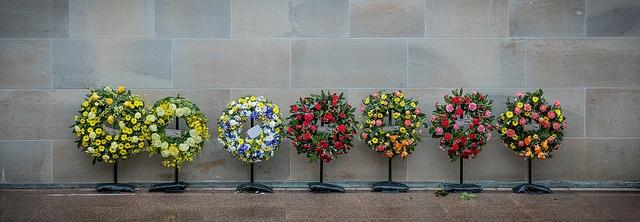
left=541, top=88, right=585, bottom=138
left=509, top=0, right=585, bottom=37
left=0, top=40, right=51, bottom=89
left=69, top=0, right=154, bottom=38
left=526, top=38, right=640, bottom=88
left=427, top=0, right=508, bottom=37
left=52, top=141, right=112, bottom=182
left=155, top=0, right=230, bottom=38
left=408, top=39, right=525, bottom=88
left=0, top=0, right=68, bottom=38
left=0, top=141, right=52, bottom=182
left=586, top=88, right=640, bottom=138
left=291, top=39, right=406, bottom=88
left=350, top=0, right=426, bottom=37
left=52, top=40, right=172, bottom=89
left=0, top=90, right=85, bottom=140
left=587, top=0, right=640, bottom=37
left=232, top=0, right=348, bottom=38
left=535, top=139, right=640, bottom=181
left=174, top=39, right=290, bottom=88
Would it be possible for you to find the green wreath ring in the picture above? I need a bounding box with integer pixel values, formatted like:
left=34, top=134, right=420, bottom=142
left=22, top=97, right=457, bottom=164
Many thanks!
left=359, top=90, right=427, bottom=159
left=72, top=86, right=147, bottom=164
left=145, top=96, right=210, bottom=168
left=217, top=96, right=284, bottom=163
left=498, top=89, right=567, bottom=159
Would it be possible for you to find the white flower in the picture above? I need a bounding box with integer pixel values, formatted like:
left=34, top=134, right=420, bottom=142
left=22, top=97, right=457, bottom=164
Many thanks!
left=161, top=142, right=169, bottom=149
left=102, top=155, right=110, bottom=161
left=110, top=142, right=118, bottom=149
left=169, top=103, right=177, bottom=111
left=179, top=143, right=189, bottom=152
left=156, top=107, right=165, bottom=117
left=118, top=121, right=125, bottom=129
left=88, top=112, right=96, bottom=119
left=186, top=137, right=196, bottom=147
left=74, top=126, right=81, bottom=132
left=182, top=107, right=191, bottom=116
left=131, top=136, right=139, bottom=143
left=150, top=124, right=157, bottom=132
left=161, top=150, right=170, bottom=157
left=146, top=115, right=157, bottom=122
left=152, top=140, right=161, bottom=147
left=194, top=136, right=202, bottom=143
left=88, top=132, right=96, bottom=139
left=175, top=108, right=184, bottom=117
left=86, top=147, right=95, bottom=153
left=151, top=133, right=160, bottom=140
left=134, top=112, right=141, bottom=119
left=189, top=129, right=197, bottom=137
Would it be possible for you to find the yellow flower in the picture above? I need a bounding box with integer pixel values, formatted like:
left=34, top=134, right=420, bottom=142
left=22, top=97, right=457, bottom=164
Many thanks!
left=116, top=85, right=126, bottom=94
left=512, top=120, right=518, bottom=126
left=82, top=101, right=89, bottom=107
left=381, top=94, right=388, bottom=100
left=410, top=102, right=416, bottom=108
left=90, top=93, right=100, bottom=101
left=532, top=97, right=539, bottom=103
left=364, top=97, right=370, bottom=105
left=505, top=111, right=513, bottom=119
left=371, top=138, right=379, bottom=144
left=106, top=98, right=113, bottom=105
left=501, top=127, right=507, bottom=134
left=238, top=138, right=245, bottom=144
left=393, top=97, right=400, bottom=103
left=517, top=102, right=523, bottom=108
left=392, top=112, right=400, bottom=119
left=273, top=106, right=279, bottom=114
left=399, top=101, right=405, bottom=107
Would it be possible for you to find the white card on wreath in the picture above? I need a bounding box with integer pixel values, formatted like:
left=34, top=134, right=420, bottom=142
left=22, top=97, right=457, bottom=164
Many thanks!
left=382, top=125, right=399, bottom=131
left=317, top=126, right=333, bottom=133
left=455, top=118, right=472, bottom=127
left=166, top=129, right=181, bottom=137
left=247, top=125, right=263, bottom=139
left=524, top=122, right=540, bottom=131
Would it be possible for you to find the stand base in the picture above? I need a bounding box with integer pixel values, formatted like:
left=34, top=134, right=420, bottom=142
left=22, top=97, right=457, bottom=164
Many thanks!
left=96, top=183, right=135, bottom=193
left=308, top=182, right=345, bottom=193
left=512, top=183, right=552, bottom=194
left=444, top=183, right=483, bottom=193
left=372, top=181, right=409, bottom=193
left=149, top=182, right=188, bottom=193
left=236, top=182, right=273, bottom=193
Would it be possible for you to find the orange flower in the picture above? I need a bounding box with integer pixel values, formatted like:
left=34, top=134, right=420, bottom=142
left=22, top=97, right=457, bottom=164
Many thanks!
left=402, top=139, right=411, bottom=146
left=537, top=152, right=546, bottom=159
left=384, top=150, right=394, bottom=158
left=524, top=149, right=532, bottom=158
left=400, top=151, right=409, bottom=158
left=394, top=142, right=403, bottom=151
left=388, top=135, right=398, bottom=142
left=541, top=140, right=549, bottom=150
left=524, top=136, right=532, bottom=146
left=534, top=145, right=542, bottom=154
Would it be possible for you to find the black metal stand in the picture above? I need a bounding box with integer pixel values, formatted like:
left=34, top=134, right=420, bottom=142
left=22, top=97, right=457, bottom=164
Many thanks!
left=372, top=109, right=409, bottom=193
left=308, top=160, right=345, bottom=193
left=96, top=161, right=136, bottom=192
left=150, top=117, right=188, bottom=193
left=513, top=158, right=552, bottom=194
left=236, top=118, right=273, bottom=193
left=444, top=158, right=482, bottom=193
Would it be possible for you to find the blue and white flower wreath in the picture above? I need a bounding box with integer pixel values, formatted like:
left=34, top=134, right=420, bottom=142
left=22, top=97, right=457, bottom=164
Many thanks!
left=217, top=96, right=284, bottom=163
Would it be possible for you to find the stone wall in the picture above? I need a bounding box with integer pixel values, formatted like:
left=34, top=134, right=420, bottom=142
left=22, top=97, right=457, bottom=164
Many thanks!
left=1, top=0, right=639, bottom=186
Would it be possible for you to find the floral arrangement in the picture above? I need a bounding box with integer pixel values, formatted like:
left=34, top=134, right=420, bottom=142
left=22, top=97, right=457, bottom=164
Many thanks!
left=429, top=89, right=495, bottom=161
left=217, top=96, right=284, bottom=163
left=145, top=96, right=209, bottom=168
left=360, top=90, right=426, bottom=158
left=286, top=91, right=357, bottom=162
left=72, top=86, right=147, bottom=164
left=497, top=89, right=567, bottom=159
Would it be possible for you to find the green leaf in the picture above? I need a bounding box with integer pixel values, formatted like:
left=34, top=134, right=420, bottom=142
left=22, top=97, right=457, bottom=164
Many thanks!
left=460, top=192, right=476, bottom=201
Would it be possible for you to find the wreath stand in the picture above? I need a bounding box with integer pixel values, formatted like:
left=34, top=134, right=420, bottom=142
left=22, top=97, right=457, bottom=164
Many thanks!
left=513, top=158, right=551, bottom=194
left=236, top=117, right=273, bottom=193
left=149, top=117, right=188, bottom=193
left=372, top=110, right=409, bottom=193
left=308, top=122, right=345, bottom=193
left=444, top=158, right=482, bottom=193
left=95, top=161, right=135, bottom=192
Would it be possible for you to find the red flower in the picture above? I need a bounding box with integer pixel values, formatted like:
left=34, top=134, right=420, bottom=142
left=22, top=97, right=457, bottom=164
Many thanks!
left=291, top=105, right=299, bottom=112
left=338, top=113, right=346, bottom=119
left=314, top=103, right=322, bottom=110
left=310, top=125, right=317, bottom=132
left=295, top=114, right=302, bottom=120
left=304, top=113, right=313, bottom=122
left=468, top=133, right=476, bottom=140
left=337, top=125, right=347, bottom=133
left=335, top=141, right=344, bottom=149
left=441, top=118, right=450, bottom=127
left=462, top=149, right=472, bottom=158
left=444, top=133, right=452, bottom=141
left=303, top=131, right=311, bottom=140
left=452, top=96, right=461, bottom=105
left=455, top=107, right=463, bottom=116
left=404, top=119, right=412, bottom=127
left=472, top=118, right=480, bottom=126
left=318, top=140, right=328, bottom=149
left=332, top=95, right=339, bottom=106
left=287, top=127, right=293, bottom=134
left=451, top=143, right=459, bottom=152
left=323, top=113, right=334, bottom=122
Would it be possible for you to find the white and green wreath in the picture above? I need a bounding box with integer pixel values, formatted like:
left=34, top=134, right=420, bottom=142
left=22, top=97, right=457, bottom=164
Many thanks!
left=217, top=96, right=284, bottom=163
left=145, top=96, right=209, bottom=168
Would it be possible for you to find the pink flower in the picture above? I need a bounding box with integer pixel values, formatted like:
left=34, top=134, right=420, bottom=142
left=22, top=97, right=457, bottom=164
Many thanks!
left=484, top=110, right=491, bottom=118
left=540, top=104, right=548, bottom=112
left=429, top=114, right=437, bottom=122
left=453, top=124, right=460, bottom=130
left=523, top=103, right=532, bottom=112
left=563, top=122, right=568, bottom=128
left=477, top=124, right=486, bottom=133
left=514, top=107, right=521, bottom=115
left=435, top=127, right=443, bottom=135
left=446, top=104, right=454, bottom=113
left=404, top=119, right=412, bottom=127
left=519, top=118, right=527, bottom=125
left=415, top=108, right=421, bottom=115
left=553, top=122, right=561, bottom=130
left=487, top=132, right=492, bottom=140
left=375, top=119, right=383, bottom=126
left=506, top=129, right=515, bottom=137
left=515, top=92, right=524, bottom=98
left=531, top=112, right=539, bottom=120
left=553, top=100, right=561, bottom=106
left=518, top=141, right=525, bottom=147
left=469, top=102, right=477, bottom=111
left=547, top=111, right=556, bottom=119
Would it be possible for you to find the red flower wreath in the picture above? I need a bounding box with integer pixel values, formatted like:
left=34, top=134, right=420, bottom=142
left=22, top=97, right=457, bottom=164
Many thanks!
left=429, top=89, right=495, bottom=161
left=286, top=91, right=357, bottom=162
